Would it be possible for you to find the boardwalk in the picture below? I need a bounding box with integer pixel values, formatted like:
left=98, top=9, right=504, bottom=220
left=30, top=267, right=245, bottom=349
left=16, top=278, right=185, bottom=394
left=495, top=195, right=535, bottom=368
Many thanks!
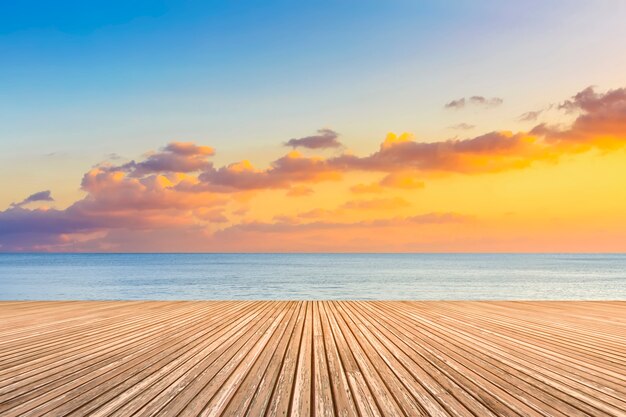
left=0, top=301, right=624, bottom=416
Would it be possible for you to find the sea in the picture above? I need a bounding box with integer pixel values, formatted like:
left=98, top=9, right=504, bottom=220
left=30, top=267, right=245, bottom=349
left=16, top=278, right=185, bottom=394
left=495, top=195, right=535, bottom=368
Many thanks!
left=0, top=253, right=624, bottom=300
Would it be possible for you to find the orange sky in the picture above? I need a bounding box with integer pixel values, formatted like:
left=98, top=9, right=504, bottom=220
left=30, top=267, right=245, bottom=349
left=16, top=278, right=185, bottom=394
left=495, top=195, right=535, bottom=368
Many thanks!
left=2, top=86, right=626, bottom=252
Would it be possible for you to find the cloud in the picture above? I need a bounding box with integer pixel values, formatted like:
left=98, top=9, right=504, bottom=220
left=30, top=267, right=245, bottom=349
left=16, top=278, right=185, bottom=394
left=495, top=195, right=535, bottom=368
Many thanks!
left=534, top=86, right=626, bottom=149
left=196, top=86, right=626, bottom=194
left=78, top=169, right=224, bottom=212
left=205, top=212, right=473, bottom=252
left=341, top=197, right=410, bottom=211
left=350, top=172, right=424, bottom=193
left=0, top=164, right=227, bottom=250
left=445, top=96, right=503, bottom=109
left=469, top=95, right=503, bottom=107
left=199, top=151, right=340, bottom=191
left=198, top=98, right=626, bottom=192
left=286, top=186, right=314, bottom=197
left=330, top=85, right=625, bottom=174
left=0, top=206, right=100, bottom=236
left=518, top=110, right=543, bottom=122
left=218, top=212, right=470, bottom=233
left=379, top=173, right=425, bottom=189
left=558, top=86, right=601, bottom=112
left=194, top=208, right=229, bottom=223
left=449, top=123, right=475, bottom=130
left=3, top=86, right=626, bottom=251
left=444, top=98, right=466, bottom=109
left=112, top=142, right=215, bottom=177
left=350, top=183, right=384, bottom=194
left=329, top=131, right=537, bottom=174
left=11, top=190, right=54, bottom=207
left=285, top=129, right=342, bottom=149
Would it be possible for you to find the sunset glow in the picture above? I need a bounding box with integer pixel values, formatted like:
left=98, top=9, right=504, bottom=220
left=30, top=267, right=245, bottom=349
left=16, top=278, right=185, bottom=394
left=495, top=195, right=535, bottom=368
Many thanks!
left=1, top=1, right=626, bottom=252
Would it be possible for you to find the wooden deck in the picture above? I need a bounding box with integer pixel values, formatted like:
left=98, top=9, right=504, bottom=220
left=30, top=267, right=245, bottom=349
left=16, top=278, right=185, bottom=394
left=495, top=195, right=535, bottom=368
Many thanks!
left=0, top=301, right=624, bottom=416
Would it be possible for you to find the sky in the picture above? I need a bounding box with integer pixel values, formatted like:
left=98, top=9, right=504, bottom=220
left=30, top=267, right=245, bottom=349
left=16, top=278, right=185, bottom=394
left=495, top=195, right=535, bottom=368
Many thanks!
left=1, top=0, right=626, bottom=252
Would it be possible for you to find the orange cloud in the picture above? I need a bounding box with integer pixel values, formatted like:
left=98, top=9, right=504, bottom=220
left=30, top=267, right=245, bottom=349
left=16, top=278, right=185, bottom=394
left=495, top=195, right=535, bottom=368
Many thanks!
left=2, top=87, right=626, bottom=251
left=536, top=87, right=626, bottom=150
left=199, top=151, right=340, bottom=191
left=217, top=212, right=469, bottom=235
left=350, top=183, right=384, bottom=194
left=203, top=213, right=473, bottom=252
left=286, top=186, right=314, bottom=197
left=342, top=197, right=410, bottom=211
left=330, top=131, right=544, bottom=174
left=379, top=173, right=425, bottom=189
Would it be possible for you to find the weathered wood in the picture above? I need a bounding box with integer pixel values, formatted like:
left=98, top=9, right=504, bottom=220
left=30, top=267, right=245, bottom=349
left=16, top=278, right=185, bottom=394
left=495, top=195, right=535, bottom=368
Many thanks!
left=0, top=301, right=624, bottom=416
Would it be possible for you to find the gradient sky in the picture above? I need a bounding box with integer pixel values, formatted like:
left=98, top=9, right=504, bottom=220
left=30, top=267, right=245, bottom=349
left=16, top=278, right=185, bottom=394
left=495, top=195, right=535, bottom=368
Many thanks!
left=1, top=0, right=626, bottom=252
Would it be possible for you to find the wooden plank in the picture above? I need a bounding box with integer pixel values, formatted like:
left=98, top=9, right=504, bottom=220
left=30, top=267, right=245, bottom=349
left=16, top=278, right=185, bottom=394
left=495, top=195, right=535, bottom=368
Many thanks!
left=317, top=301, right=358, bottom=417
left=18, top=302, right=261, bottom=417
left=264, top=301, right=308, bottom=417
left=312, top=301, right=335, bottom=417
left=96, top=302, right=280, bottom=416
left=0, top=301, right=623, bottom=417
left=343, top=301, right=488, bottom=417
left=1, top=302, right=250, bottom=416
left=320, top=301, right=382, bottom=417
left=324, top=301, right=407, bottom=416
left=221, top=301, right=304, bottom=416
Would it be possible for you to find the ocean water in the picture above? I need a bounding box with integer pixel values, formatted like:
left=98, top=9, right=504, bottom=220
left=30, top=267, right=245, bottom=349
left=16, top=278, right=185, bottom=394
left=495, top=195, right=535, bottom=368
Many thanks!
left=0, top=253, right=624, bottom=300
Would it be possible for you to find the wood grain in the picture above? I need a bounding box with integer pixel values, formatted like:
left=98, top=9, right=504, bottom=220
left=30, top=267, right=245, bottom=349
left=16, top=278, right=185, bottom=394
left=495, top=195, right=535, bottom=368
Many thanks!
left=0, top=301, right=624, bottom=416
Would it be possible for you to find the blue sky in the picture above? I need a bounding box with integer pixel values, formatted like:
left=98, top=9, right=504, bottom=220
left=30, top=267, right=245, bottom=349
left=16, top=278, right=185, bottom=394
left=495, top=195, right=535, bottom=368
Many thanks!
left=1, top=0, right=626, bottom=208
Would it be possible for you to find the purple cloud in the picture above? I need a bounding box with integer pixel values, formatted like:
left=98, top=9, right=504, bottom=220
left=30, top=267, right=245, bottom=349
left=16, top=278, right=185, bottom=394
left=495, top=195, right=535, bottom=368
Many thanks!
left=112, top=142, right=215, bottom=177
left=445, top=96, right=503, bottom=109
left=285, top=129, right=342, bottom=149
left=11, top=190, right=54, bottom=207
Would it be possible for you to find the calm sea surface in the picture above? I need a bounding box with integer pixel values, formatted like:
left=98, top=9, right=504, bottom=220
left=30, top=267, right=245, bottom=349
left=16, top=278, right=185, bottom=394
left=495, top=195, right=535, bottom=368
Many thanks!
left=0, top=253, right=624, bottom=300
